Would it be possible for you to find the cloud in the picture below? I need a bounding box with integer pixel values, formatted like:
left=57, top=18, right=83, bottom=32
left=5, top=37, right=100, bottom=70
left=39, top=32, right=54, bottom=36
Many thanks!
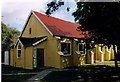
left=52, top=2, right=77, bottom=23
left=1, top=0, right=76, bottom=31
left=52, top=10, right=66, bottom=19
left=1, top=0, right=49, bottom=31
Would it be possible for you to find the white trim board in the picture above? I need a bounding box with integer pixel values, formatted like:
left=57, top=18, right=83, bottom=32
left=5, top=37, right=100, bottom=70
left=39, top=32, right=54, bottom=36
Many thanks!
left=32, top=37, right=48, bottom=46
left=15, top=38, right=24, bottom=47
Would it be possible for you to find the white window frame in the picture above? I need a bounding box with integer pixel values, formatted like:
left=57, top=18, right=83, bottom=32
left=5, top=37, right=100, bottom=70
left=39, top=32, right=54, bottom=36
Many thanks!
left=17, top=43, right=22, bottom=59
left=78, top=43, right=86, bottom=55
left=61, top=42, right=71, bottom=56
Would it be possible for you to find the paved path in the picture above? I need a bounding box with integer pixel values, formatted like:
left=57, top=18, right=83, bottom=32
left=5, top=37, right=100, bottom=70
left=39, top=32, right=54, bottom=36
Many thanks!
left=2, top=73, right=38, bottom=76
left=26, top=68, right=66, bottom=82
left=26, top=68, right=57, bottom=82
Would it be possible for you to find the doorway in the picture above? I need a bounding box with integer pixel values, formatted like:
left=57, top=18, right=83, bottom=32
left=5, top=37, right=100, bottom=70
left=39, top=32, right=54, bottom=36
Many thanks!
left=37, top=48, right=44, bottom=67
left=33, top=48, right=44, bottom=68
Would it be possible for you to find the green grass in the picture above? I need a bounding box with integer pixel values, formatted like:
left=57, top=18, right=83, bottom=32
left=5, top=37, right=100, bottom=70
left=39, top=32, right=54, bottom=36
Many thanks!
left=2, top=74, right=36, bottom=82
left=42, top=65, right=120, bottom=82
left=2, top=65, right=41, bottom=74
left=2, top=65, right=42, bottom=82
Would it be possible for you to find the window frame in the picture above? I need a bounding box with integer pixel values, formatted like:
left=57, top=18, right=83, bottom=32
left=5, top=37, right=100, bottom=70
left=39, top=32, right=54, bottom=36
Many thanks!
left=61, top=42, right=71, bottom=56
left=78, top=43, right=86, bottom=55
left=17, top=43, right=22, bottom=59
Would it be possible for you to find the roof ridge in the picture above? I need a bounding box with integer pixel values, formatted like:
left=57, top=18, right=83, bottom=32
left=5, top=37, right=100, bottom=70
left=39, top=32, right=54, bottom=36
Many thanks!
left=32, top=10, right=80, bottom=26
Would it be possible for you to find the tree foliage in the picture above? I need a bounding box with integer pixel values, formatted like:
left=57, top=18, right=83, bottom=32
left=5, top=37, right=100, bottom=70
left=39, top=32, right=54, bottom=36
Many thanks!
left=72, top=2, right=120, bottom=45
left=45, top=1, right=64, bottom=16
left=1, top=22, right=20, bottom=53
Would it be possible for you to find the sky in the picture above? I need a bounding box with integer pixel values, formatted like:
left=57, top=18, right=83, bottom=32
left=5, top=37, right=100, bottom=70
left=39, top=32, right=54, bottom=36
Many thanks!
left=1, top=0, right=77, bottom=32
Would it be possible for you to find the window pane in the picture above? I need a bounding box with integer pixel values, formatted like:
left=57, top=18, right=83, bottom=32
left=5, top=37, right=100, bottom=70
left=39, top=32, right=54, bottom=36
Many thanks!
left=83, top=44, right=85, bottom=54
left=67, top=43, right=70, bottom=54
left=79, top=44, right=83, bottom=51
left=18, top=49, right=21, bottom=58
left=18, top=44, right=21, bottom=49
left=61, top=43, right=71, bottom=55
left=18, top=50, right=21, bottom=53
left=79, top=43, right=85, bottom=54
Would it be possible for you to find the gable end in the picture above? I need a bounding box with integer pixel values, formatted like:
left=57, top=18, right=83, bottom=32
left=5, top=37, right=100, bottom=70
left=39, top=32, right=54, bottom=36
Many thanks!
left=32, top=11, right=53, bottom=36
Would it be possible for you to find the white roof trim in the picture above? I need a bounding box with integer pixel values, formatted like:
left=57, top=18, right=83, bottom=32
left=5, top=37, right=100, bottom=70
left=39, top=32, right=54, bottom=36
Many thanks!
left=15, top=39, right=19, bottom=47
left=32, top=11, right=53, bottom=36
left=32, top=37, right=48, bottom=46
left=15, top=38, right=24, bottom=47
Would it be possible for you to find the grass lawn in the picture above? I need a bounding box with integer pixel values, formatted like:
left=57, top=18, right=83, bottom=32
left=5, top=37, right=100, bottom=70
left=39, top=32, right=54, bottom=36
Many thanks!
left=2, top=65, right=42, bottom=82
left=42, top=65, right=120, bottom=82
left=2, top=74, right=36, bottom=82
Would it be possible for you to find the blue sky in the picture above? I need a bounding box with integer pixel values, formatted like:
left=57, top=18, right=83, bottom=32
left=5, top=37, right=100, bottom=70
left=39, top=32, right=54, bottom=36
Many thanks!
left=2, top=0, right=77, bottom=32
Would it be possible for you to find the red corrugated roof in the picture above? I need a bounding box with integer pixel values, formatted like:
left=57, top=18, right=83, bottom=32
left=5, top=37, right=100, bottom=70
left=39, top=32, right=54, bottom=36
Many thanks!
left=33, top=10, right=86, bottom=38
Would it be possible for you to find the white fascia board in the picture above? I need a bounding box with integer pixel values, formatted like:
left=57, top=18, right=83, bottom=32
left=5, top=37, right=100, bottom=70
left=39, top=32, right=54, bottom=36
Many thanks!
left=15, top=38, right=24, bottom=47
left=32, top=11, right=53, bottom=36
left=32, top=37, right=47, bottom=46
left=19, top=10, right=33, bottom=37
left=18, top=39, right=24, bottom=47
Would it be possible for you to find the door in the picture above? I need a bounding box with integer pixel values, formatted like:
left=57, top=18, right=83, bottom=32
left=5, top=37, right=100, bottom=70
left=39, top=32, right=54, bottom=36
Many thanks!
left=33, top=48, right=37, bottom=68
left=93, top=48, right=96, bottom=62
left=37, top=49, right=44, bottom=67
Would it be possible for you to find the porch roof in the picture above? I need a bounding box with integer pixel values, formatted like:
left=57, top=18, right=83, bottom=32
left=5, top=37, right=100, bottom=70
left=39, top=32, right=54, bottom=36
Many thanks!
left=19, top=36, right=47, bottom=46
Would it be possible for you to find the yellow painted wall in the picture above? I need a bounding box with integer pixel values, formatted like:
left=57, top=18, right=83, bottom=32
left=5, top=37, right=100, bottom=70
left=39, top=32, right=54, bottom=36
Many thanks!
left=87, top=49, right=94, bottom=64
left=34, top=37, right=61, bottom=68
left=13, top=42, right=25, bottom=68
left=74, top=41, right=86, bottom=66
left=73, top=40, right=79, bottom=66
left=104, top=45, right=115, bottom=61
left=24, top=46, right=33, bottom=69
left=22, top=14, right=51, bottom=38
left=96, top=44, right=104, bottom=62
left=104, top=46, right=110, bottom=61
left=111, top=45, right=115, bottom=60
left=58, top=38, right=86, bottom=68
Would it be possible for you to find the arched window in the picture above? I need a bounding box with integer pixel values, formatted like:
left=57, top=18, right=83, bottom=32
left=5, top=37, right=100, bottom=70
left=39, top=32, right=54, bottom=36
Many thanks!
left=17, top=43, right=21, bottom=58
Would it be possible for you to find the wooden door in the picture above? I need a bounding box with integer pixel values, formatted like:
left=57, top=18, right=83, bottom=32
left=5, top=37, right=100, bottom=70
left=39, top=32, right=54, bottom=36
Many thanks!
left=37, top=49, right=44, bottom=67
left=93, top=48, right=96, bottom=61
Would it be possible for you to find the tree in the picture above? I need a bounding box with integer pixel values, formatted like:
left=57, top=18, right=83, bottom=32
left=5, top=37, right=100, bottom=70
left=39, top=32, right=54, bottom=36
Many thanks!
left=72, top=2, right=120, bottom=69
left=1, top=22, right=20, bottom=62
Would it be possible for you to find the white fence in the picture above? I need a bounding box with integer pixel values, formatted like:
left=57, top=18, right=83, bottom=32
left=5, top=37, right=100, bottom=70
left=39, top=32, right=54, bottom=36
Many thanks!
left=4, top=51, right=9, bottom=65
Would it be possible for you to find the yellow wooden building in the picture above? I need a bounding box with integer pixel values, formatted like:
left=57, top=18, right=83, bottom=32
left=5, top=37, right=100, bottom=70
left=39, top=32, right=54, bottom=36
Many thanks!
left=10, top=10, right=115, bottom=69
